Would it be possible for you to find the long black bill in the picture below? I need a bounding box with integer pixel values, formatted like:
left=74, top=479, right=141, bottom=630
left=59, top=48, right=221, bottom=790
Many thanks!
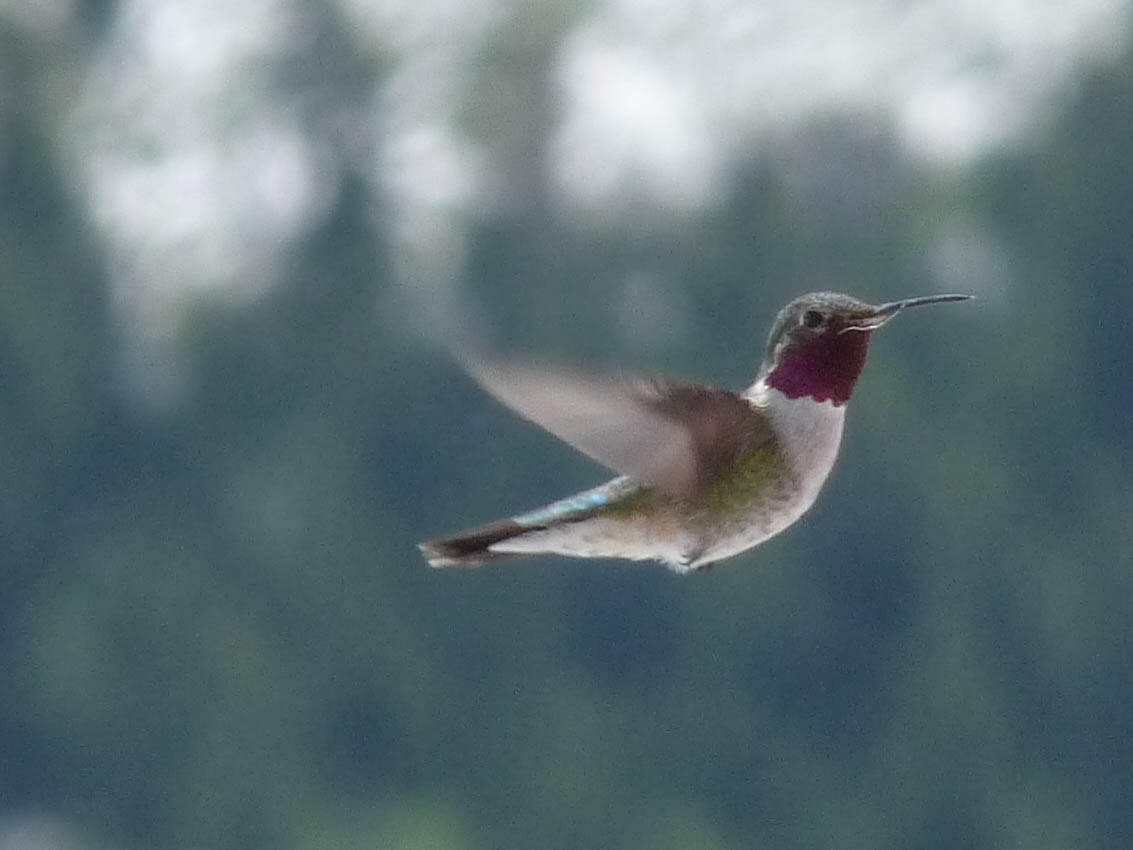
left=853, top=293, right=974, bottom=329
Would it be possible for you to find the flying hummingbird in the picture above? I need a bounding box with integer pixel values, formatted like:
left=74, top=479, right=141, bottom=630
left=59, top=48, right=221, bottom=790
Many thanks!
left=419, top=291, right=971, bottom=572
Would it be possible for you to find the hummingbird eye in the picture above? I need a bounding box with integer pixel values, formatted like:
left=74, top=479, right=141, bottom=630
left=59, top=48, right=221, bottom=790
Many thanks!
left=802, top=309, right=825, bottom=329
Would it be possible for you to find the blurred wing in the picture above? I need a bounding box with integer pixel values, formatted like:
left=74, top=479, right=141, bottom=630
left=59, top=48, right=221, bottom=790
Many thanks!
left=467, top=359, right=768, bottom=498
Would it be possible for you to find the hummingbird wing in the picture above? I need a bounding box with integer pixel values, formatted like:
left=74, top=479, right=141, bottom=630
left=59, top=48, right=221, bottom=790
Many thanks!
left=467, top=360, right=770, bottom=498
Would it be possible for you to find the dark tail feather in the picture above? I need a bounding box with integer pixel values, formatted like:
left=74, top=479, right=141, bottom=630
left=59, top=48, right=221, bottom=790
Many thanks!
left=418, top=518, right=531, bottom=567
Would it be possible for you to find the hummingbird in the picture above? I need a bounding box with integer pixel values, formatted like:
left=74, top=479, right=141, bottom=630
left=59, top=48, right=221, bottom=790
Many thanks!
left=419, top=291, right=971, bottom=572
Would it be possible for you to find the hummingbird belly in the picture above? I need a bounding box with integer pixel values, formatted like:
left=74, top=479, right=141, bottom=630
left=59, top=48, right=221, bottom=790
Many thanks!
left=689, top=387, right=848, bottom=568
left=683, top=439, right=802, bottom=568
left=488, top=442, right=797, bottom=571
left=489, top=479, right=702, bottom=568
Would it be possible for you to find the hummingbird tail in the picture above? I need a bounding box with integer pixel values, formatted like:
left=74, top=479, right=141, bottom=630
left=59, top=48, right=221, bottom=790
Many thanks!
left=418, top=518, right=529, bottom=568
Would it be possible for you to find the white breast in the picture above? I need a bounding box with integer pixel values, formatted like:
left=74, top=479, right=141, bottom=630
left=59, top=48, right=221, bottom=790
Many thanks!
left=678, top=380, right=848, bottom=569
left=745, top=377, right=845, bottom=511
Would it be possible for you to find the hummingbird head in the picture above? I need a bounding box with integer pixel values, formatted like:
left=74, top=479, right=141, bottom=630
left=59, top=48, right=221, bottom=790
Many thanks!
left=758, top=291, right=972, bottom=405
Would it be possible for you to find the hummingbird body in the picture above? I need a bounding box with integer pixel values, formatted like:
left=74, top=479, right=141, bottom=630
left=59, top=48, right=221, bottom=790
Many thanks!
left=420, top=291, right=971, bottom=572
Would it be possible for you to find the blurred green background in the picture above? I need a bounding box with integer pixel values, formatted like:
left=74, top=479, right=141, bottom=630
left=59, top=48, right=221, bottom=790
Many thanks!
left=3, top=1, right=1133, bottom=848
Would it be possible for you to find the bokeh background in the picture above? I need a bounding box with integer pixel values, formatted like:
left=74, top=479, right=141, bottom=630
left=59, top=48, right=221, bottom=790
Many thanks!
left=3, top=1, right=1133, bottom=848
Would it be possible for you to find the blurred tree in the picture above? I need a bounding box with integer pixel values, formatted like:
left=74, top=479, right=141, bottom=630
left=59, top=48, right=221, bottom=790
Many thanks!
left=2, top=3, right=1133, bottom=850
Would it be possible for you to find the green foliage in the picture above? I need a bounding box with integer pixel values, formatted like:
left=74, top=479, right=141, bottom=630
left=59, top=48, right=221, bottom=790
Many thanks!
left=2, top=6, right=1133, bottom=850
